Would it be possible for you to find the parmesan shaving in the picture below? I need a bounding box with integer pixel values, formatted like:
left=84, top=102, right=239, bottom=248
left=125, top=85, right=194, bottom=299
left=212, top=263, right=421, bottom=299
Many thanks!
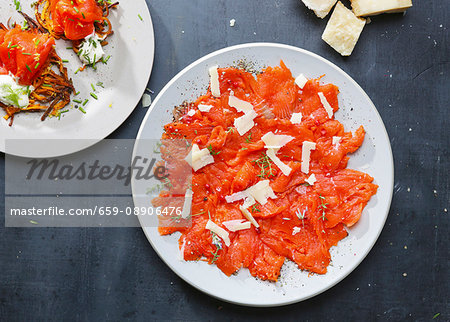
left=185, top=144, right=215, bottom=172
left=223, top=219, right=252, bottom=232
left=234, top=109, right=258, bottom=135
left=187, top=109, right=195, bottom=117
left=292, top=227, right=301, bottom=235
left=181, top=189, right=193, bottom=219
left=261, top=132, right=294, bottom=149
left=332, top=136, right=342, bottom=145
left=198, top=104, right=213, bottom=112
left=225, top=191, right=248, bottom=204
left=242, top=195, right=256, bottom=208
left=294, top=73, right=309, bottom=89
left=290, top=112, right=303, bottom=124
left=209, top=65, right=221, bottom=97
left=305, top=173, right=317, bottom=186
left=266, top=148, right=292, bottom=176
left=239, top=206, right=259, bottom=228
left=246, top=180, right=277, bottom=205
left=205, top=220, right=230, bottom=247
left=301, top=141, right=316, bottom=174
left=318, top=92, right=334, bottom=118
left=225, top=180, right=276, bottom=206
left=228, top=96, right=254, bottom=113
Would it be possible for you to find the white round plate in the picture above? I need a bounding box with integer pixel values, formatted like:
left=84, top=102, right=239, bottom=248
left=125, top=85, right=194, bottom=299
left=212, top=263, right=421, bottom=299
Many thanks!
left=0, top=0, right=154, bottom=157
left=132, top=43, right=394, bottom=307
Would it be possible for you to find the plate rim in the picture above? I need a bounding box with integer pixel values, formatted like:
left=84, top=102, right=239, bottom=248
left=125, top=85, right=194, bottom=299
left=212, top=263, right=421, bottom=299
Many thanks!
left=0, top=0, right=155, bottom=158
left=132, top=42, right=394, bottom=307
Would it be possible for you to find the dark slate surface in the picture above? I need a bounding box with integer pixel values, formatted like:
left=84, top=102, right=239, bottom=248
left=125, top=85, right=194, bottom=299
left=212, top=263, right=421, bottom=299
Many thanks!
left=1, top=0, right=448, bottom=320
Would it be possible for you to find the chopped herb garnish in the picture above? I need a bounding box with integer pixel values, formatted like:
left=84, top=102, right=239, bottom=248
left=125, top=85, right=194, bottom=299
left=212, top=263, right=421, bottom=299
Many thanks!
left=25, top=64, right=31, bottom=72
left=62, top=59, right=69, bottom=63
left=14, top=0, right=21, bottom=11
left=82, top=99, right=89, bottom=106
left=90, top=93, right=98, bottom=100
left=245, top=133, right=252, bottom=143
left=207, top=144, right=221, bottom=155
left=251, top=204, right=261, bottom=213
left=318, top=195, right=328, bottom=221
left=102, top=55, right=111, bottom=64
left=34, top=63, right=40, bottom=69
left=296, top=208, right=307, bottom=226
left=91, top=83, right=96, bottom=91
left=42, top=84, right=52, bottom=88
left=138, top=14, right=143, bottom=21
left=96, top=81, right=104, bottom=88
left=79, top=107, right=86, bottom=114
left=21, top=52, right=32, bottom=56
left=73, top=99, right=82, bottom=104
left=253, top=153, right=274, bottom=179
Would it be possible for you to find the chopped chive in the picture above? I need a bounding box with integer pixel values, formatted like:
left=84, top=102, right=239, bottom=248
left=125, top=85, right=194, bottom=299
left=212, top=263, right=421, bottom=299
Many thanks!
left=66, top=47, right=73, bottom=50
left=102, top=55, right=111, bottom=64
left=73, top=7, right=79, bottom=13
left=42, top=84, right=52, bottom=87
left=62, top=59, right=69, bottom=63
left=75, top=91, right=80, bottom=96
left=81, top=12, right=85, bottom=19
left=60, top=110, right=69, bottom=114
left=82, top=99, right=89, bottom=106
left=96, top=81, right=104, bottom=88
left=8, top=52, right=10, bottom=59
left=91, top=83, right=96, bottom=91
left=22, top=52, right=32, bottom=56
left=90, top=93, right=98, bottom=100
left=34, top=63, right=40, bottom=69
left=74, top=68, right=80, bottom=74
left=7, top=41, right=12, bottom=48
left=79, top=107, right=86, bottom=114
left=73, top=99, right=82, bottom=104
left=138, top=14, right=143, bottom=21
left=34, top=39, right=40, bottom=47
left=10, top=45, right=18, bottom=48
left=25, top=64, right=31, bottom=72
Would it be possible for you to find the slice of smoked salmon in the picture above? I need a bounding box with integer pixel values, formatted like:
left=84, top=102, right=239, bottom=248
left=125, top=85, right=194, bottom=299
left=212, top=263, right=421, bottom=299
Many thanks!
left=155, top=61, right=378, bottom=281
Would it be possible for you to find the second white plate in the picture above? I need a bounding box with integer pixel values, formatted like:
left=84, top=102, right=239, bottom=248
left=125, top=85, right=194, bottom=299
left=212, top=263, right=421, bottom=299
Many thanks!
left=0, top=0, right=155, bottom=157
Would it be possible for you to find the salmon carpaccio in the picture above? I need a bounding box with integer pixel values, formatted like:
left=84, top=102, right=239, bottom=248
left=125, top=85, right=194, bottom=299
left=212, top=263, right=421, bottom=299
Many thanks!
left=153, top=61, right=378, bottom=281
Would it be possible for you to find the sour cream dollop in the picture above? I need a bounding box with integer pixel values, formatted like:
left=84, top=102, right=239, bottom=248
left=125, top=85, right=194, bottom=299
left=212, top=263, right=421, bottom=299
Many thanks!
left=0, top=74, right=33, bottom=109
left=77, top=33, right=105, bottom=65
